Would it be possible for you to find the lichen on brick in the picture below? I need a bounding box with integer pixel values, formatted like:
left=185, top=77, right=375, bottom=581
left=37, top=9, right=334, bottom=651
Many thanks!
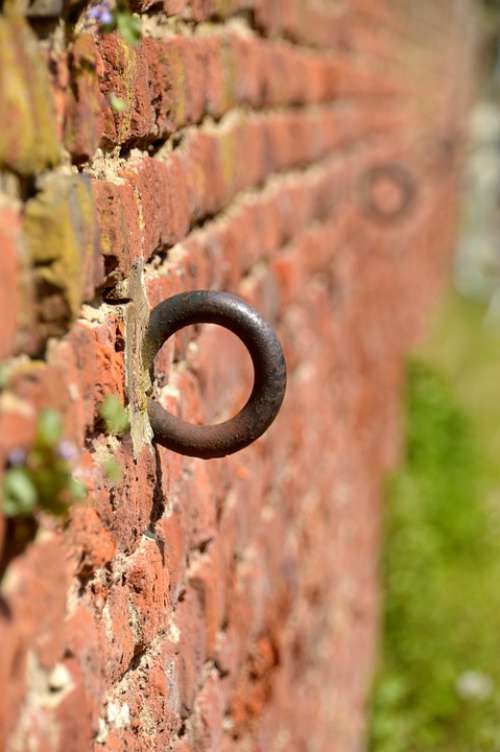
left=64, top=34, right=106, bottom=161
left=23, top=174, right=100, bottom=340
left=164, top=42, right=187, bottom=129
left=0, top=15, right=60, bottom=176
left=213, top=0, right=235, bottom=18
left=220, top=36, right=237, bottom=111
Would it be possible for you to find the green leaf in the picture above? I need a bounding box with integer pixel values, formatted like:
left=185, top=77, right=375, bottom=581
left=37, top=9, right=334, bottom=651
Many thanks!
left=99, top=395, right=130, bottom=435
left=36, top=409, right=63, bottom=447
left=68, top=477, right=88, bottom=502
left=116, top=12, right=141, bottom=46
left=3, top=468, right=38, bottom=517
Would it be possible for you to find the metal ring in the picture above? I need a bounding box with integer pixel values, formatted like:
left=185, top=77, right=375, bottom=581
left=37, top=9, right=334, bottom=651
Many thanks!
left=143, top=291, right=287, bottom=459
left=359, top=163, right=417, bottom=222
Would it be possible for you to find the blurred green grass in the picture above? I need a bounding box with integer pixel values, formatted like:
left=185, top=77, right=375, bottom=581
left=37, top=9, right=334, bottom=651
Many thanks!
left=422, top=293, right=500, bottom=474
left=368, top=292, right=500, bottom=752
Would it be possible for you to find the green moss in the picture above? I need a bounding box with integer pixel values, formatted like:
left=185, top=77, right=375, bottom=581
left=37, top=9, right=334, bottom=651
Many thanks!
left=369, top=355, right=500, bottom=752
left=0, top=16, right=59, bottom=175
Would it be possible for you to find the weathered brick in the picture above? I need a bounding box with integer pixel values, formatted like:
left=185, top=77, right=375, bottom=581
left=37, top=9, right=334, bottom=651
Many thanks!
left=93, top=179, right=142, bottom=278
left=192, top=673, right=224, bottom=751
left=64, top=34, right=106, bottom=161
left=0, top=207, right=35, bottom=359
left=68, top=505, right=117, bottom=577
left=23, top=174, right=100, bottom=341
left=88, top=104, right=408, bottom=288
left=125, top=535, right=170, bottom=644
left=97, top=34, right=154, bottom=147
left=0, top=16, right=59, bottom=175
left=189, top=543, right=225, bottom=658
left=57, top=25, right=406, bottom=161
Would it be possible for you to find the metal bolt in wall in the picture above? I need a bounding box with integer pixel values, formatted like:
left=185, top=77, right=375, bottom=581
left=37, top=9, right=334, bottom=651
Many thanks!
left=143, top=291, right=287, bottom=459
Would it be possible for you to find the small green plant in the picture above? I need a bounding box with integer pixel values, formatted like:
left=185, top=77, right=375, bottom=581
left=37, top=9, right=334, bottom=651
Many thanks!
left=2, top=410, right=87, bottom=519
left=88, top=0, right=141, bottom=46
left=99, top=394, right=130, bottom=436
left=108, top=93, right=127, bottom=113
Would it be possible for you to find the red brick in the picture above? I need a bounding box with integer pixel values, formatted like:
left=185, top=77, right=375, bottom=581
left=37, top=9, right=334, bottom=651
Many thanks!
left=188, top=543, right=225, bottom=658
left=156, top=502, right=189, bottom=602
left=125, top=536, right=170, bottom=643
left=97, top=35, right=153, bottom=147
left=68, top=506, right=117, bottom=576
left=64, top=34, right=106, bottom=160
left=93, top=180, right=142, bottom=277
left=192, top=673, right=224, bottom=751
left=0, top=208, right=31, bottom=359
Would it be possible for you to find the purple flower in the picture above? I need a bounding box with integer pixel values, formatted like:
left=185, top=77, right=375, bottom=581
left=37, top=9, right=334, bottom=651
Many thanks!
left=57, top=440, right=78, bottom=462
left=100, top=9, right=113, bottom=24
left=87, top=2, right=113, bottom=24
left=7, top=448, right=27, bottom=466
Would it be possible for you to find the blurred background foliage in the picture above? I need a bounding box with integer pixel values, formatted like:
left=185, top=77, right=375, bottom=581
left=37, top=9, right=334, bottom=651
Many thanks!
left=368, top=1, right=500, bottom=749
left=369, top=303, right=500, bottom=751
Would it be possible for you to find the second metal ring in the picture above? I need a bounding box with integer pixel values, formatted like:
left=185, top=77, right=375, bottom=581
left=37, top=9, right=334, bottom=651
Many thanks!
left=359, top=163, right=417, bottom=222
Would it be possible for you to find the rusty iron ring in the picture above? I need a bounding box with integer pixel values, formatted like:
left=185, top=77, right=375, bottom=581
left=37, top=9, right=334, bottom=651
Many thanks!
left=143, top=291, right=287, bottom=459
left=359, top=163, right=417, bottom=223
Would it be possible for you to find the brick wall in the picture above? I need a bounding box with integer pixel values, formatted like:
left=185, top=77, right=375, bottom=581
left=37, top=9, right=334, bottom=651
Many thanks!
left=0, top=1, right=475, bottom=750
